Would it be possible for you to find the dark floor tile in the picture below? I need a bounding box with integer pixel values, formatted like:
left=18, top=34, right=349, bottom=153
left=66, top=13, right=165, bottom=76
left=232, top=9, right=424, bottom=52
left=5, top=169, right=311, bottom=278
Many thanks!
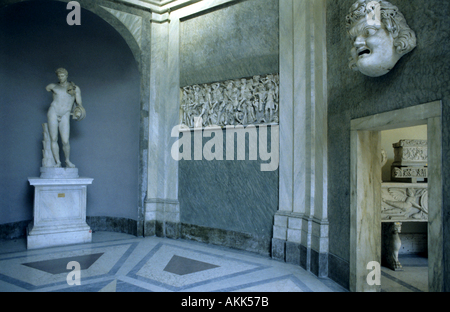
left=163, top=255, right=219, bottom=276
left=22, top=253, right=104, bottom=274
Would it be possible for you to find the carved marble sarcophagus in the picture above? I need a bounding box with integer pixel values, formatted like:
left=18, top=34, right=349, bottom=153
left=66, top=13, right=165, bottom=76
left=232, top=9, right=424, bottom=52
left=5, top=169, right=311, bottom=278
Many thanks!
left=391, top=139, right=427, bottom=183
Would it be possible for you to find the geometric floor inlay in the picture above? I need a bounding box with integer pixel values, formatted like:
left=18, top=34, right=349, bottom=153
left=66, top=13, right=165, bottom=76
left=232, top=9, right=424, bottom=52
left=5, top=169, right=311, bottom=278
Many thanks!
left=127, top=242, right=270, bottom=291
left=0, top=233, right=350, bottom=292
left=163, top=255, right=219, bottom=276
left=22, top=253, right=104, bottom=274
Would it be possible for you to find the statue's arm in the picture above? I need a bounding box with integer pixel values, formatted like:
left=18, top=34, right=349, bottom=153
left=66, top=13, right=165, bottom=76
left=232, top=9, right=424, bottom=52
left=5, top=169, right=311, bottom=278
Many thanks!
left=46, top=83, right=56, bottom=92
left=75, top=86, right=83, bottom=107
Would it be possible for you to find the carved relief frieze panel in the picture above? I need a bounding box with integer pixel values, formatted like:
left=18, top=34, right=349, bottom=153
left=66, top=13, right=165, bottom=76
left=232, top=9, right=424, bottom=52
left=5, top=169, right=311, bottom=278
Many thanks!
left=391, top=167, right=428, bottom=179
left=180, top=74, right=279, bottom=128
left=381, top=183, right=428, bottom=221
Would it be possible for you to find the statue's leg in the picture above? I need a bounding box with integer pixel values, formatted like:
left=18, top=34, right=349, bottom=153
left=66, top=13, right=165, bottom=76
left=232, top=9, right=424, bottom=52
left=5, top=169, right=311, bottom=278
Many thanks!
left=59, top=113, right=75, bottom=168
left=47, top=110, right=61, bottom=167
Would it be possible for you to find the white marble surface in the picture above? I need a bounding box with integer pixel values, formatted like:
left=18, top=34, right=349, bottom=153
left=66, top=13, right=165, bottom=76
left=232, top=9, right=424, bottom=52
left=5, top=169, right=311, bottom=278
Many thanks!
left=350, top=130, right=381, bottom=292
left=350, top=101, right=441, bottom=131
left=144, top=18, right=180, bottom=233
left=27, top=177, right=93, bottom=250
left=311, top=218, right=329, bottom=254
left=27, top=226, right=92, bottom=250
left=274, top=0, right=328, bottom=271
left=278, top=0, right=294, bottom=216
left=427, top=116, right=443, bottom=292
left=101, top=6, right=143, bottom=49
left=272, top=213, right=288, bottom=240
left=40, top=167, right=79, bottom=179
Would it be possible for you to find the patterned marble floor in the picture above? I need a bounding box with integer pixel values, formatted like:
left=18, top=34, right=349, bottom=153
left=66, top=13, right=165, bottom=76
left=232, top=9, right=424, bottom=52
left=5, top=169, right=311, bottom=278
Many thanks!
left=380, top=254, right=428, bottom=292
left=0, top=231, right=347, bottom=292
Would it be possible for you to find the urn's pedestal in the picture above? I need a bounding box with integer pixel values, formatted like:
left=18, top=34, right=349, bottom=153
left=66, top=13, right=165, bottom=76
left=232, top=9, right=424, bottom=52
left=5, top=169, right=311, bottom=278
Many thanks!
left=27, top=168, right=93, bottom=250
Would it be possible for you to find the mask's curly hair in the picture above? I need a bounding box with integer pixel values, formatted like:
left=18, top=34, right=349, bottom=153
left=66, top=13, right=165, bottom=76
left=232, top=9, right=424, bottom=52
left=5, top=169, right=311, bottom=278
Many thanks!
left=346, top=0, right=416, bottom=55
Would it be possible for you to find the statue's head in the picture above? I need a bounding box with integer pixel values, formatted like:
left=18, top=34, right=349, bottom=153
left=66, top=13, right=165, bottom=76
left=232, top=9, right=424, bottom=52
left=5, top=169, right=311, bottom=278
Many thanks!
left=55, top=68, right=68, bottom=76
left=346, top=0, right=416, bottom=77
left=55, top=68, right=68, bottom=82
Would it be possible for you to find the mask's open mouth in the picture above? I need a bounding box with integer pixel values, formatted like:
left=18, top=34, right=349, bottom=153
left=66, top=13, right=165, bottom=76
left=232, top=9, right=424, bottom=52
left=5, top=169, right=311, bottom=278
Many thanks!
left=358, top=48, right=371, bottom=57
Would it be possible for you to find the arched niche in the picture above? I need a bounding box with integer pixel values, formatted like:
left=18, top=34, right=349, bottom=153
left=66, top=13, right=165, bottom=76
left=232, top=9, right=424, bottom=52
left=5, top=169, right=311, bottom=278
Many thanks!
left=0, top=0, right=148, bottom=236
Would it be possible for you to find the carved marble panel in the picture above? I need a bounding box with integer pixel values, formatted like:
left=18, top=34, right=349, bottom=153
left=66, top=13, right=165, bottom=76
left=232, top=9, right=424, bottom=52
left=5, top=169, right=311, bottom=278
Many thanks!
left=392, top=139, right=428, bottom=166
left=180, top=74, right=279, bottom=128
left=391, top=167, right=428, bottom=179
left=381, top=183, right=428, bottom=221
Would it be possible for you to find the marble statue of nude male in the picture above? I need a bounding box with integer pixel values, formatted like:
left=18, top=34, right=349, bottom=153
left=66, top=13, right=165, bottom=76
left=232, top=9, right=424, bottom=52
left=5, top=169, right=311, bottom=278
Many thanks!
left=45, top=68, right=84, bottom=168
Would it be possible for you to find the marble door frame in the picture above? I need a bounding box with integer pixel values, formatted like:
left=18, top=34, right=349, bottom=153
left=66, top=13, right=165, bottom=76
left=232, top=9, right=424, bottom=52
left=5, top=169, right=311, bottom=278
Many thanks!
left=350, top=101, right=442, bottom=292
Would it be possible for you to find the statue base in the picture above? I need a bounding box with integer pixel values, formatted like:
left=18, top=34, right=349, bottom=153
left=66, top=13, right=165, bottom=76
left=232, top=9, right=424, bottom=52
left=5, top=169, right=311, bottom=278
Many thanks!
left=27, top=176, right=93, bottom=250
left=40, top=167, right=79, bottom=179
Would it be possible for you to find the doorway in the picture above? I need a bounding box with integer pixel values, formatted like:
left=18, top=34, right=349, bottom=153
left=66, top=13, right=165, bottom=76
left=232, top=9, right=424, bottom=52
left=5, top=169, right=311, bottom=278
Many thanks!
left=380, top=125, right=428, bottom=291
left=349, top=101, right=442, bottom=292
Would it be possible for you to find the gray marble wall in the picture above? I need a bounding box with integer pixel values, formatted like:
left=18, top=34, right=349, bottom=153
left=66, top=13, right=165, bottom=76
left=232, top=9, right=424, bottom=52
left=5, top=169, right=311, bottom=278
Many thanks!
left=178, top=127, right=279, bottom=255
left=327, top=0, right=450, bottom=290
left=177, top=0, right=280, bottom=255
left=179, top=0, right=279, bottom=87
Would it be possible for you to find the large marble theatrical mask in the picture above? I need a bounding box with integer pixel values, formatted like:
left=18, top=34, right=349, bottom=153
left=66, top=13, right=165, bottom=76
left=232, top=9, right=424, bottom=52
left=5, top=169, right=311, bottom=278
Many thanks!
left=346, top=0, right=416, bottom=77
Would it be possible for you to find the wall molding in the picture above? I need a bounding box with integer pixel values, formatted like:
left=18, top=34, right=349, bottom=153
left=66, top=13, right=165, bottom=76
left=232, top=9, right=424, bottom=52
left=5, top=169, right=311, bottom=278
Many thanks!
left=0, top=216, right=139, bottom=240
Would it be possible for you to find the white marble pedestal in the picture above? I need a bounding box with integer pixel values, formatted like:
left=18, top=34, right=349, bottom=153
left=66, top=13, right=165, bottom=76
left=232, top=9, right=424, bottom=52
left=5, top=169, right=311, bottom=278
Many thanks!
left=27, top=171, right=93, bottom=250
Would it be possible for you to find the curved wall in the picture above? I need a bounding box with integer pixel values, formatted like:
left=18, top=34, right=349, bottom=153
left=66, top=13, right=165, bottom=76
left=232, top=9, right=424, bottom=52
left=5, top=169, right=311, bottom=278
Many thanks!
left=177, top=0, right=280, bottom=255
left=0, top=0, right=141, bottom=237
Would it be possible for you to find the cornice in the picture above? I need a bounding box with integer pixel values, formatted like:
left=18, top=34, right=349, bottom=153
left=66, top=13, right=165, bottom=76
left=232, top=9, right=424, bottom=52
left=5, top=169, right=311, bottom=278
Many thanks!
left=111, top=0, right=203, bottom=14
